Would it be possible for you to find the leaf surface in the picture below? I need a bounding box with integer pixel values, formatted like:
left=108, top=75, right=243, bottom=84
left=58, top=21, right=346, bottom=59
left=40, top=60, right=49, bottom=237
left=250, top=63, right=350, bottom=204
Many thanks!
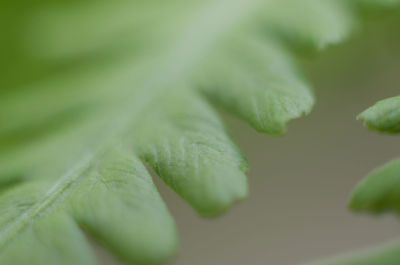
left=350, top=158, right=400, bottom=213
left=358, top=95, right=400, bottom=134
left=0, top=0, right=390, bottom=264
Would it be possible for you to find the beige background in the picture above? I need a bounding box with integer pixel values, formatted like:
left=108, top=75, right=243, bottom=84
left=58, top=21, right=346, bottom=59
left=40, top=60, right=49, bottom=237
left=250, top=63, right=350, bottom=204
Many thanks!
left=98, top=13, right=400, bottom=265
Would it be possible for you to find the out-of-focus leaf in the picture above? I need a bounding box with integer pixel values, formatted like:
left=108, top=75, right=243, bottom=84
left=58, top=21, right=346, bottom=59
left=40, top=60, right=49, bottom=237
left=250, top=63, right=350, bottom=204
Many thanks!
left=350, top=158, right=400, bottom=213
left=358, top=95, right=400, bottom=133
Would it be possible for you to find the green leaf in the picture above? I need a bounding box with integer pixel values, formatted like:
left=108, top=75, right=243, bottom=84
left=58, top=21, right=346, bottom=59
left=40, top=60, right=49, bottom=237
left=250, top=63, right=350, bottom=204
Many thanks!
left=358, top=95, right=400, bottom=134
left=195, top=36, right=314, bottom=134
left=259, top=0, right=355, bottom=49
left=350, top=158, right=400, bottom=214
left=306, top=240, right=400, bottom=265
left=135, top=88, right=248, bottom=216
left=357, top=0, right=400, bottom=8
left=0, top=149, right=177, bottom=265
left=353, top=96, right=400, bottom=213
left=0, top=0, right=391, bottom=264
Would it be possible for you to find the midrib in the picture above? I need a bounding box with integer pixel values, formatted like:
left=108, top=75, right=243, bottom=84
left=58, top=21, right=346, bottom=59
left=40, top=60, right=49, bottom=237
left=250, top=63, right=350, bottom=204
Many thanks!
left=0, top=0, right=262, bottom=251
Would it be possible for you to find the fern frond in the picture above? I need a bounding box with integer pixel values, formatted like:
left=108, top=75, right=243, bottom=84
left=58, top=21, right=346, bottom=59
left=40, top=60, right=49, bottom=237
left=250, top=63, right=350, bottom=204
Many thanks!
left=0, top=0, right=394, bottom=264
left=0, top=149, right=177, bottom=265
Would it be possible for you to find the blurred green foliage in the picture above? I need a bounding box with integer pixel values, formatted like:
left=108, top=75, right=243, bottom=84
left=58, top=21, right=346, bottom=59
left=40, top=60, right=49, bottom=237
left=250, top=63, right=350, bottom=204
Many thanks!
left=0, top=1, right=399, bottom=265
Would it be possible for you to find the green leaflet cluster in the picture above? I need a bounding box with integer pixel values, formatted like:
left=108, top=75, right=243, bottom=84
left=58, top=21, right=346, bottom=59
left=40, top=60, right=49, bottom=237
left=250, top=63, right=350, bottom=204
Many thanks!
left=0, top=0, right=396, bottom=265
left=353, top=97, right=400, bottom=226
left=303, top=96, right=400, bottom=264
left=352, top=95, right=400, bottom=213
left=304, top=36, right=400, bottom=265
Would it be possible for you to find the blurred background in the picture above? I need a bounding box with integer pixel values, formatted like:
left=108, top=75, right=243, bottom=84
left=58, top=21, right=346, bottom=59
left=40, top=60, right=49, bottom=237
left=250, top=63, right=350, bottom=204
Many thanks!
left=95, top=11, right=400, bottom=265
